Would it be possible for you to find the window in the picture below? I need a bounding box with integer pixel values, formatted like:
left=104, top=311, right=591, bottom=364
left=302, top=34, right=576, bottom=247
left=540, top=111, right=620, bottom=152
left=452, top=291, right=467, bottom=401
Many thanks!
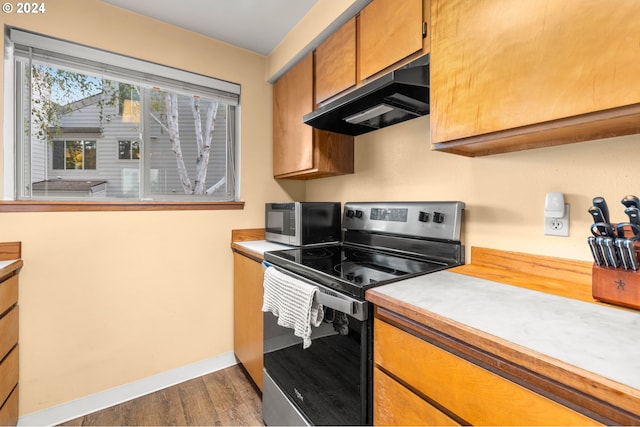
left=118, top=140, right=140, bottom=160
left=5, top=29, right=240, bottom=202
left=53, top=140, right=97, bottom=170
left=117, top=84, right=140, bottom=120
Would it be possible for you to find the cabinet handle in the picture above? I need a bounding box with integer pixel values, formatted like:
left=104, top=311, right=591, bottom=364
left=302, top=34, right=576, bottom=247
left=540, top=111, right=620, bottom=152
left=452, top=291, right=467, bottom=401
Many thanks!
left=423, top=21, right=427, bottom=38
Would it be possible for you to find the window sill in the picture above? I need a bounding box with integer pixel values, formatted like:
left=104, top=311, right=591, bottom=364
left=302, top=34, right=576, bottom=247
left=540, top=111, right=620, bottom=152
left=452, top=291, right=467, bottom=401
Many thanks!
left=0, top=200, right=245, bottom=212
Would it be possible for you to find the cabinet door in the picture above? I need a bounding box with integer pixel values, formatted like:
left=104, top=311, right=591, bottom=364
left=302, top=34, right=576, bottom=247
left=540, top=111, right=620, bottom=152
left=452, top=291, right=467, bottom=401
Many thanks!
left=359, top=0, right=424, bottom=80
left=0, top=347, right=18, bottom=419
left=0, top=273, right=17, bottom=316
left=273, top=53, right=314, bottom=177
left=273, top=53, right=354, bottom=180
left=374, top=319, right=601, bottom=426
left=0, top=385, right=18, bottom=427
left=0, top=307, right=17, bottom=363
left=233, top=253, right=264, bottom=390
left=374, top=367, right=459, bottom=426
left=315, top=17, right=356, bottom=104
left=431, top=0, right=640, bottom=155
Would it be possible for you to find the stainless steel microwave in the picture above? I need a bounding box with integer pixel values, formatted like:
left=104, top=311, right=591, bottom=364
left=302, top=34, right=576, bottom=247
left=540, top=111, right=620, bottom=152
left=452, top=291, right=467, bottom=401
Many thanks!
left=265, top=202, right=342, bottom=246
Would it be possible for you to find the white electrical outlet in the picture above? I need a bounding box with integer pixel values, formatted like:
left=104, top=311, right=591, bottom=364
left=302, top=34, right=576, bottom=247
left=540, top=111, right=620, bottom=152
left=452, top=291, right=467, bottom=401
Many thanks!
left=544, top=203, right=570, bottom=236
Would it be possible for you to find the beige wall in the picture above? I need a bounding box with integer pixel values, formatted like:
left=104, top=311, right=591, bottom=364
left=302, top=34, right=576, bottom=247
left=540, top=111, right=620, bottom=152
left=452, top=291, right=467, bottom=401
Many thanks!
left=0, top=0, right=303, bottom=415
left=270, top=0, right=640, bottom=264
left=305, top=116, right=640, bottom=262
left=6, top=0, right=638, bottom=418
left=266, top=0, right=363, bottom=81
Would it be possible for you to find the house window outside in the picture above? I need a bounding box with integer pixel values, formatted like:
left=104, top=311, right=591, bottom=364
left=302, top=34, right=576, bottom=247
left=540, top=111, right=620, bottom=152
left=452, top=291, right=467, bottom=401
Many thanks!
left=53, top=140, right=97, bottom=170
left=118, top=84, right=140, bottom=122
left=7, top=29, right=240, bottom=202
left=118, top=140, right=140, bottom=160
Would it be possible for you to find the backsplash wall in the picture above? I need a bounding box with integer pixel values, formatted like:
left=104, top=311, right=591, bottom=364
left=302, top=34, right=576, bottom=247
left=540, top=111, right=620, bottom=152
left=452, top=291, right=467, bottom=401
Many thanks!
left=305, top=115, right=640, bottom=262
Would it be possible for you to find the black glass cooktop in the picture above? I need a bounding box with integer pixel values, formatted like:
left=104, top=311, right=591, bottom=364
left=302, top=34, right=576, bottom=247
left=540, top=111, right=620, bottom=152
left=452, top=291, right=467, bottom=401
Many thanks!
left=264, top=244, right=448, bottom=299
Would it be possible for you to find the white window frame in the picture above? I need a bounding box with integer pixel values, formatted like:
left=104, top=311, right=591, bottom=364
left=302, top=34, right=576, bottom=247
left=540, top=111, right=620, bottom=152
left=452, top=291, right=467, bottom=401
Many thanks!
left=3, top=27, right=242, bottom=202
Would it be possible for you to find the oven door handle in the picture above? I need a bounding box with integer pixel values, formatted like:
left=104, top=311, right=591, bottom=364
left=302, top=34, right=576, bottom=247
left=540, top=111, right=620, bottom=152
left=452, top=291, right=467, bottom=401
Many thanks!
left=265, top=263, right=368, bottom=321
left=316, top=290, right=366, bottom=320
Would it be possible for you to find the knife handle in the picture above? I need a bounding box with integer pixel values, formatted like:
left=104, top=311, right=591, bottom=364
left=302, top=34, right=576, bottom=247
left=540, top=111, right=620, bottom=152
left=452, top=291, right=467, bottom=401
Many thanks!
left=591, top=222, right=615, bottom=238
left=595, top=236, right=610, bottom=267
left=621, top=195, right=640, bottom=209
left=588, top=236, right=603, bottom=266
left=617, top=221, right=640, bottom=240
left=624, top=239, right=639, bottom=271
left=615, top=238, right=630, bottom=270
left=588, top=205, right=605, bottom=223
left=603, top=237, right=620, bottom=268
left=625, top=207, right=640, bottom=227
left=593, top=196, right=610, bottom=224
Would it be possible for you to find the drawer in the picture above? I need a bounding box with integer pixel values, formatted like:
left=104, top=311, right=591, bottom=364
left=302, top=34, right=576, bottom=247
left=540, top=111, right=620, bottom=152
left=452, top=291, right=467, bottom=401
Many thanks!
left=374, top=366, right=459, bottom=426
left=0, top=385, right=18, bottom=426
left=374, top=319, right=601, bottom=426
left=0, top=306, right=18, bottom=361
left=0, top=346, right=18, bottom=410
left=0, top=274, right=18, bottom=316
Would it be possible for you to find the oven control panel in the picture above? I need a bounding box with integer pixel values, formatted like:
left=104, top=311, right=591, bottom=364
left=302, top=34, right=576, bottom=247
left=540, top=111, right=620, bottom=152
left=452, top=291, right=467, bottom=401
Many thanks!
left=343, top=201, right=465, bottom=241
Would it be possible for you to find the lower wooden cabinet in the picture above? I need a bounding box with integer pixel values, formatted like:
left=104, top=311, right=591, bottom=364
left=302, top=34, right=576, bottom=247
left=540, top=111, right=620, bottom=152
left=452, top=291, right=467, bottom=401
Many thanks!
left=373, top=316, right=601, bottom=426
left=374, top=366, right=458, bottom=426
left=0, top=251, right=21, bottom=427
left=0, top=385, right=18, bottom=427
left=233, top=252, right=264, bottom=390
left=0, top=347, right=18, bottom=425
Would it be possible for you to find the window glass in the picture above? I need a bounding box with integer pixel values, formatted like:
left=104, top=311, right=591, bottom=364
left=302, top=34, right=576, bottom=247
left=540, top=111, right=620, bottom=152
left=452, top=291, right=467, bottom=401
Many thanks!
left=9, top=29, right=239, bottom=202
left=147, top=90, right=230, bottom=197
left=52, top=140, right=97, bottom=170
left=118, top=141, right=140, bottom=160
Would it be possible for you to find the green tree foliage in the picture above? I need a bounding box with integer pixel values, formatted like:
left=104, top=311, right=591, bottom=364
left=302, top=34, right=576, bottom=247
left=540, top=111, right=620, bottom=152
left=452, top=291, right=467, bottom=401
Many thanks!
left=29, top=65, right=121, bottom=141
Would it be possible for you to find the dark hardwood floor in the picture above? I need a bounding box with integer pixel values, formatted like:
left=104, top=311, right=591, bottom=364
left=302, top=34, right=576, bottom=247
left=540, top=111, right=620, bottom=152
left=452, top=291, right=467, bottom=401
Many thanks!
left=59, top=365, right=264, bottom=426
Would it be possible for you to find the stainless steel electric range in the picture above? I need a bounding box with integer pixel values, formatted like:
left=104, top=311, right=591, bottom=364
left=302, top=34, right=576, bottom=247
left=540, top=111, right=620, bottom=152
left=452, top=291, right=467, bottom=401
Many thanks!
left=262, top=201, right=465, bottom=426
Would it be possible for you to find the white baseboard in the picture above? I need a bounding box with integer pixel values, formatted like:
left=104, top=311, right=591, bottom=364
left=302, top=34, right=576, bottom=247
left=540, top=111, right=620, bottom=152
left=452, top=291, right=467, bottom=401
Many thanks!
left=18, top=352, right=239, bottom=427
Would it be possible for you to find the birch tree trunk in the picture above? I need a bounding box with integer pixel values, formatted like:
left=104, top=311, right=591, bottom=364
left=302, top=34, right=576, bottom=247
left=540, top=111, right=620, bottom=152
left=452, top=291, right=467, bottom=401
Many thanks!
left=165, top=92, right=193, bottom=193
left=192, top=98, right=219, bottom=195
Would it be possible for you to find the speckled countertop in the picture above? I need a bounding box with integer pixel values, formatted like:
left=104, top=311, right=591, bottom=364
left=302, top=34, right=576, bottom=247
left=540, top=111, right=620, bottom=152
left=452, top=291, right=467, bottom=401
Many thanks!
left=233, top=240, right=292, bottom=256
left=370, top=270, right=640, bottom=391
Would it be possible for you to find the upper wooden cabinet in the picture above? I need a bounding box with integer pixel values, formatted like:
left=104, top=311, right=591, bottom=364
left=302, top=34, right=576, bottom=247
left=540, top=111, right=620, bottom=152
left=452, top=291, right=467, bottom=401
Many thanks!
left=273, top=53, right=354, bottom=179
left=430, top=0, right=640, bottom=156
left=359, top=0, right=426, bottom=81
left=315, top=18, right=357, bottom=105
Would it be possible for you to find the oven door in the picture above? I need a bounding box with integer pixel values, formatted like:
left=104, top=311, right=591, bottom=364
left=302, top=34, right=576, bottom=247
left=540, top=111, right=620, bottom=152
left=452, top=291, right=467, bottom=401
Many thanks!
left=263, top=270, right=372, bottom=426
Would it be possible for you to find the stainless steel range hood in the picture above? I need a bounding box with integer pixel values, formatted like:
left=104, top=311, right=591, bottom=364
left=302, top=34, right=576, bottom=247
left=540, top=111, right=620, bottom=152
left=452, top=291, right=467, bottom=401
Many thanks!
left=303, top=55, right=429, bottom=136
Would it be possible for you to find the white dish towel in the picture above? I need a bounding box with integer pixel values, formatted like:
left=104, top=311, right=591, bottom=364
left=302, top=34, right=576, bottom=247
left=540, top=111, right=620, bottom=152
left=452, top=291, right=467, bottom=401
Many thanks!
left=262, top=266, right=324, bottom=349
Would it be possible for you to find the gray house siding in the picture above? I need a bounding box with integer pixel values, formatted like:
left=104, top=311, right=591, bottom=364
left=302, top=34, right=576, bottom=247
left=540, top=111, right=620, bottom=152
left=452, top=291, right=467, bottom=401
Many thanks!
left=33, top=91, right=229, bottom=199
left=147, top=96, right=228, bottom=196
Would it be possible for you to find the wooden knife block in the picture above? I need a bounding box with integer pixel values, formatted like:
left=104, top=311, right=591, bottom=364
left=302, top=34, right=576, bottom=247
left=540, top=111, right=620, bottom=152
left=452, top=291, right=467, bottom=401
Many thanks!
left=592, top=224, right=640, bottom=310
left=592, top=265, right=640, bottom=310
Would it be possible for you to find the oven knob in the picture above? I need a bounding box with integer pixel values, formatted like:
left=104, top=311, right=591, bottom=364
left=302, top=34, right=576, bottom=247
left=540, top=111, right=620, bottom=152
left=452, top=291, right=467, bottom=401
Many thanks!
left=418, top=211, right=429, bottom=222
left=433, top=211, right=445, bottom=223
left=346, top=209, right=355, bottom=218
left=355, top=210, right=364, bottom=218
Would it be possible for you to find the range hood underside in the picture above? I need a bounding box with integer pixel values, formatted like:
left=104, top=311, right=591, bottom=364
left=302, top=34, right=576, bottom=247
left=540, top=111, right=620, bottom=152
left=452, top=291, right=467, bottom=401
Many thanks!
left=304, top=57, right=430, bottom=136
